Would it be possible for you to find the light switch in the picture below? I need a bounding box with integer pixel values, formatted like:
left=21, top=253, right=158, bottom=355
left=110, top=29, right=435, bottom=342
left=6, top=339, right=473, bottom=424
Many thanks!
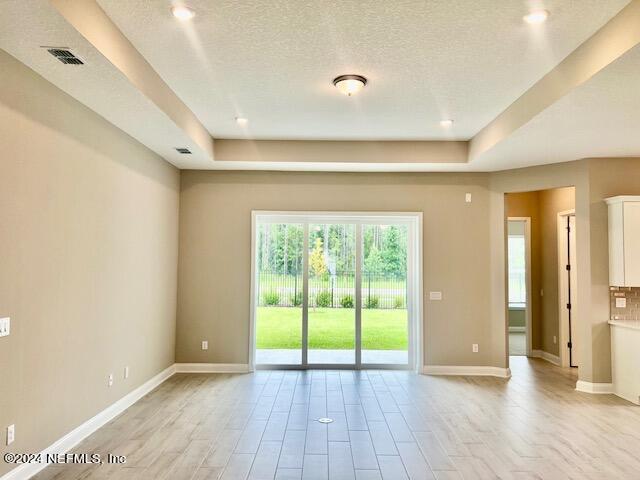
left=616, top=297, right=627, bottom=308
left=465, top=193, right=472, bottom=203
left=202, top=340, right=209, bottom=350
left=0, top=318, right=10, bottom=337
left=429, top=291, right=442, bottom=301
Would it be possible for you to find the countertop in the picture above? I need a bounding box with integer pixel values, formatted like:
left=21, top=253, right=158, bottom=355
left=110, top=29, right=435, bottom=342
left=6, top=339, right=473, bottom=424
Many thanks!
left=609, top=319, right=640, bottom=331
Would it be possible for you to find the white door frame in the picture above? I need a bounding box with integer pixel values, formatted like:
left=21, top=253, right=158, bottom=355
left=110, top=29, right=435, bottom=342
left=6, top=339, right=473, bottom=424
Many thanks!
left=558, top=210, right=577, bottom=368
left=249, top=211, right=423, bottom=372
left=507, top=217, right=532, bottom=357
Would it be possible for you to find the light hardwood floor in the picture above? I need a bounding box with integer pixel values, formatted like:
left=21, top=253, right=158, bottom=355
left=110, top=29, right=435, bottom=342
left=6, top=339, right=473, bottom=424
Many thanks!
left=33, top=357, right=640, bottom=480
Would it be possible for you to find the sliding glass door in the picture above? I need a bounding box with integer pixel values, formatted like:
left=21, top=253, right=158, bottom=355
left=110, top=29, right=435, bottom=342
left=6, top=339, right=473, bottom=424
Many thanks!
left=308, top=223, right=356, bottom=364
left=255, top=222, right=305, bottom=365
left=254, top=213, right=417, bottom=369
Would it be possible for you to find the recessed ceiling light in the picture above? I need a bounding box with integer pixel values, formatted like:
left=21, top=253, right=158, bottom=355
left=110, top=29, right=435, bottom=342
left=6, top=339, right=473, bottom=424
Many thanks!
left=523, top=9, right=549, bottom=25
left=440, top=119, right=454, bottom=127
left=235, top=117, right=248, bottom=125
left=171, top=5, right=195, bottom=21
left=333, top=75, right=367, bottom=96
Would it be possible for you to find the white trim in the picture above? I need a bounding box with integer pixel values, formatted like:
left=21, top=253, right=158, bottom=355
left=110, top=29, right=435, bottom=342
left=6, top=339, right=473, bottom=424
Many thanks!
left=531, top=349, right=561, bottom=366
left=414, top=213, right=424, bottom=374
left=174, top=363, right=250, bottom=373
left=558, top=210, right=576, bottom=368
left=508, top=326, right=526, bottom=333
left=248, top=212, right=258, bottom=372
left=612, top=391, right=640, bottom=405
left=249, top=211, right=423, bottom=371
left=0, top=365, right=176, bottom=480
left=604, top=196, right=640, bottom=205
left=575, top=380, right=614, bottom=394
left=422, top=365, right=512, bottom=378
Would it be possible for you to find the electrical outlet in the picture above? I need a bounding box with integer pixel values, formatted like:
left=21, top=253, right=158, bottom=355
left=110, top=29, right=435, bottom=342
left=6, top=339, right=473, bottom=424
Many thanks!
left=201, top=340, right=208, bottom=350
left=616, top=297, right=627, bottom=308
left=7, top=424, right=15, bottom=445
left=108, top=374, right=113, bottom=387
left=124, top=366, right=129, bottom=379
left=0, top=317, right=10, bottom=337
left=465, top=193, right=472, bottom=203
left=472, top=344, right=479, bottom=353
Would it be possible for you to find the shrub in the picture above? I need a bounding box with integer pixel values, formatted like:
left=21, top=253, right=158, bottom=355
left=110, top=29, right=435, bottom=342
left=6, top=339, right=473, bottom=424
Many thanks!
left=316, top=290, right=332, bottom=308
left=290, top=292, right=303, bottom=307
left=365, top=295, right=379, bottom=309
left=394, top=296, right=405, bottom=309
left=263, top=290, right=280, bottom=306
left=340, top=295, right=354, bottom=308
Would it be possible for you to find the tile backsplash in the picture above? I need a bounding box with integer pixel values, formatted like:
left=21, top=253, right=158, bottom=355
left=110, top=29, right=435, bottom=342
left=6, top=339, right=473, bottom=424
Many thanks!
left=610, top=287, right=640, bottom=321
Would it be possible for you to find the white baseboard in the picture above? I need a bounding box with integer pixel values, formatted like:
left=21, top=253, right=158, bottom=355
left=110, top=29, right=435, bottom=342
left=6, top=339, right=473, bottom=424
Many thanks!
left=508, top=326, right=526, bottom=333
left=1, top=364, right=176, bottom=480
left=531, top=349, right=561, bottom=366
left=611, top=390, right=640, bottom=405
left=175, top=363, right=250, bottom=373
left=575, top=380, right=614, bottom=394
left=422, top=365, right=511, bottom=378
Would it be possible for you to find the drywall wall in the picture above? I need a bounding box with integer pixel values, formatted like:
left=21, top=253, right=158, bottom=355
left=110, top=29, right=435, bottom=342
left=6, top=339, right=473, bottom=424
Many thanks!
left=491, top=161, right=593, bottom=378
left=177, top=170, right=493, bottom=368
left=506, top=191, right=541, bottom=349
left=585, top=158, right=640, bottom=383
left=0, top=50, right=180, bottom=477
left=538, top=187, right=575, bottom=356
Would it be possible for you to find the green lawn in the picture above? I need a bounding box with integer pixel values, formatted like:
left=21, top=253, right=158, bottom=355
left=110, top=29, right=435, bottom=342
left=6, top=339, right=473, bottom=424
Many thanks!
left=256, top=307, right=408, bottom=350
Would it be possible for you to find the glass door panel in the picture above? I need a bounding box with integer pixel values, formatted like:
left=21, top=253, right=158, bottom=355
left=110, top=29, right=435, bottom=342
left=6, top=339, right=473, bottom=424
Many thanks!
left=361, top=224, right=409, bottom=365
left=255, top=223, right=304, bottom=365
left=307, top=223, right=356, bottom=364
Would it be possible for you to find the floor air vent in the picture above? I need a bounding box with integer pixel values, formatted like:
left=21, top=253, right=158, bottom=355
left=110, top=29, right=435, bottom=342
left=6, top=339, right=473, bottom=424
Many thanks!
left=175, top=148, right=192, bottom=154
left=46, top=48, right=84, bottom=65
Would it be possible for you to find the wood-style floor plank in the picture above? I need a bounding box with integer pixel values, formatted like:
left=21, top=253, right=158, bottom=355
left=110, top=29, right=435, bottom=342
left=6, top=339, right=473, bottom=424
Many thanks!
left=30, top=358, right=640, bottom=480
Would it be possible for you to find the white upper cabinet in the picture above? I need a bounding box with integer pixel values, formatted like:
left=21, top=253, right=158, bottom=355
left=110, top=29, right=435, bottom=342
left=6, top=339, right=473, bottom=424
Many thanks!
left=607, top=196, right=640, bottom=287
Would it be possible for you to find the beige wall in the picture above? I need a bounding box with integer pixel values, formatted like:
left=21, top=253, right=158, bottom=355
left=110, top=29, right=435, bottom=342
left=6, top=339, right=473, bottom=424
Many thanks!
left=506, top=188, right=576, bottom=357
left=538, top=187, right=575, bottom=356
left=0, top=51, right=180, bottom=476
left=177, top=171, right=494, bottom=367
left=506, top=191, right=542, bottom=349
left=585, top=158, right=640, bottom=382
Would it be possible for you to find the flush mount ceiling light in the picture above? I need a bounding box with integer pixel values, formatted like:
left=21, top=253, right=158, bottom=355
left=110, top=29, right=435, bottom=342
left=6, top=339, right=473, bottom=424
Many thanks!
left=523, top=9, right=549, bottom=24
left=333, top=74, right=367, bottom=96
left=171, top=5, right=195, bottom=21
left=440, top=119, right=454, bottom=127
left=235, top=117, right=248, bottom=125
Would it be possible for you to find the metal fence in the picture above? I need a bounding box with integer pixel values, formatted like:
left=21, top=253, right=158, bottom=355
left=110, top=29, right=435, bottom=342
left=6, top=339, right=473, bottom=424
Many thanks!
left=258, top=270, right=407, bottom=309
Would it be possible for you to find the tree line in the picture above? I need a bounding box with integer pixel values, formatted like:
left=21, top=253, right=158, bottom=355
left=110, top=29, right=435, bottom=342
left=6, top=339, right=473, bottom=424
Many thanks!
left=258, top=223, right=407, bottom=277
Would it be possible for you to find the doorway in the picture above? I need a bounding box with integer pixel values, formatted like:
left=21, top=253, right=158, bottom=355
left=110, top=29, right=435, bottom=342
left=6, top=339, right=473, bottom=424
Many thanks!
left=507, top=218, right=532, bottom=356
left=250, top=212, right=422, bottom=371
left=558, top=211, right=577, bottom=368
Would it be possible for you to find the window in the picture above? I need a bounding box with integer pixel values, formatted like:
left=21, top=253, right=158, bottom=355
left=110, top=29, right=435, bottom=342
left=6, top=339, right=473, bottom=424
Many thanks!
left=508, top=234, right=526, bottom=305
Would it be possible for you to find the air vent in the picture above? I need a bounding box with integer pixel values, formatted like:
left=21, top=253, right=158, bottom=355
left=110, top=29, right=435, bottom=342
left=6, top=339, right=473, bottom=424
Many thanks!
left=175, top=148, right=192, bottom=154
left=45, top=48, right=84, bottom=65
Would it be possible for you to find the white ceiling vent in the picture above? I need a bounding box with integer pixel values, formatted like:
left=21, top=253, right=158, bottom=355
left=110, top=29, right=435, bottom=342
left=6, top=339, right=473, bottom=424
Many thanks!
left=44, top=48, right=84, bottom=65
left=175, top=147, right=192, bottom=154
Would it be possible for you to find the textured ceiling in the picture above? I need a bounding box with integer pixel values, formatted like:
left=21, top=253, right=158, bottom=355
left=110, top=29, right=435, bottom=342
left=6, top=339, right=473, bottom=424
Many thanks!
left=97, top=0, right=629, bottom=141
left=472, top=43, right=640, bottom=171
left=0, top=0, right=210, bottom=168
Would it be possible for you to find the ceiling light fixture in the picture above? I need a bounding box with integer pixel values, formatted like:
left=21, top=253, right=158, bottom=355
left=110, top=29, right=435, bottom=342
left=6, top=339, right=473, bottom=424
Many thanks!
left=171, top=5, right=195, bottom=21
left=523, top=9, right=549, bottom=25
left=235, top=117, right=248, bottom=125
left=440, top=119, right=454, bottom=127
left=333, top=75, right=367, bottom=96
